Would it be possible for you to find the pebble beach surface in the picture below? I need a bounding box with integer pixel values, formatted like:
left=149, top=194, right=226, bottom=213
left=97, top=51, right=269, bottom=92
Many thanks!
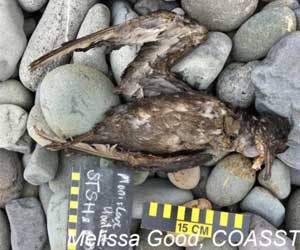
left=0, top=0, right=300, bottom=249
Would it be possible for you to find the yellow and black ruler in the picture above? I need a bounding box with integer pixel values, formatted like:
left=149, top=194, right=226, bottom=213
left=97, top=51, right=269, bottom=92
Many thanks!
left=141, top=202, right=250, bottom=241
left=66, top=161, right=133, bottom=250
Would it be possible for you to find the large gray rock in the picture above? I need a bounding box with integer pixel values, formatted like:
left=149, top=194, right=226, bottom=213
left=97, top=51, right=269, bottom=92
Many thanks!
left=134, top=0, right=178, bottom=15
left=0, top=104, right=28, bottom=148
left=133, top=178, right=193, bottom=219
left=264, top=0, right=299, bottom=10
left=19, top=0, right=97, bottom=91
left=0, top=0, right=27, bottom=81
left=4, top=132, right=32, bottom=154
left=258, top=159, right=291, bottom=199
left=0, top=80, right=33, bottom=110
left=206, top=154, right=256, bottom=207
left=5, top=197, right=48, bottom=250
left=39, top=184, right=53, bottom=214
left=0, top=210, right=10, bottom=250
left=40, top=64, right=119, bottom=138
left=47, top=193, right=68, bottom=250
left=239, top=213, right=295, bottom=250
left=217, top=61, right=259, bottom=108
left=0, top=149, right=23, bottom=208
left=24, top=145, right=59, bottom=185
left=251, top=32, right=300, bottom=170
left=182, top=0, right=258, bottom=32
left=286, top=189, right=300, bottom=250
left=17, top=0, right=48, bottom=12
left=72, top=4, right=110, bottom=74
left=240, top=186, right=285, bottom=227
left=172, top=32, right=232, bottom=90
left=110, top=0, right=139, bottom=84
left=233, top=7, right=296, bottom=62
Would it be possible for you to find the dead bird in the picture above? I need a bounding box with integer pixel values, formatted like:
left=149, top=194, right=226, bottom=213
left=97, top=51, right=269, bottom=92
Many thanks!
left=36, top=92, right=290, bottom=178
left=30, top=11, right=290, bottom=177
left=29, top=11, right=208, bottom=99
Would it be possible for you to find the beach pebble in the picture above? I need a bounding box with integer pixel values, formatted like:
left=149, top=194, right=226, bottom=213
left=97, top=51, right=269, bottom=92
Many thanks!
left=0, top=210, right=10, bottom=250
left=206, top=154, right=256, bottom=207
left=0, top=149, right=23, bottom=208
left=17, top=0, right=48, bottom=12
left=192, top=166, right=211, bottom=199
left=239, top=213, right=295, bottom=250
left=168, top=167, right=201, bottom=190
left=0, top=0, right=27, bottom=81
left=39, top=184, right=53, bottom=213
left=72, top=4, right=110, bottom=74
left=23, top=18, right=37, bottom=37
left=132, top=178, right=193, bottom=219
left=264, top=0, right=299, bottom=10
left=134, top=171, right=150, bottom=186
left=290, top=168, right=300, bottom=186
left=19, top=0, right=97, bottom=91
left=240, top=186, right=285, bottom=227
left=27, top=104, right=58, bottom=147
left=40, top=64, right=119, bottom=138
left=286, top=189, right=300, bottom=250
left=47, top=193, right=68, bottom=250
left=182, top=0, right=258, bottom=32
left=217, top=61, right=259, bottom=108
left=233, top=7, right=296, bottom=62
left=5, top=197, right=47, bottom=250
left=172, top=32, right=232, bottom=90
left=251, top=32, right=300, bottom=170
left=0, top=80, right=33, bottom=110
left=258, top=159, right=291, bottom=199
left=24, top=145, right=59, bottom=185
left=110, top=0, right=139, bottom=84
left=0, top=105, right=28, bottom=148
left=184, top=198, right=212, bottom=209
left=4, top=132, right=32, bottom=155
left=134, top=0, right=178, bottom=15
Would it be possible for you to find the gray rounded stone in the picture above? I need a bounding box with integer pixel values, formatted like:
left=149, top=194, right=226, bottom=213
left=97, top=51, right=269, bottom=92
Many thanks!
left=233, top=7, right=296, bottom=62
left=27, top=104, right=58, bottom=147
left=133, top=178, right=193, bottom=219
left=182, top=0, right=258, bottom=32
left=240, top=186, right=285, bottom=227
left=286, top=189, right=300, bottom=250
left=172, top=32, right=232, bottom=90
left=0, top=104, right=28, bottom=148
left=134, top=0, right=178, bottom=15
left=258, top=159, right=291, bottom=199
left=24, top=144, right=59, bottom=185
left=239, top=213, right=294, bottom=250
left=251, top=32, right=300, bottom=170
left=5, top=197, right=47, bottom=250
left=217, top=61, right=259, bottom=108
left=290, top=168, right=300, bottom=186
left=0, top=210, right=10, bottom=250
left=19, top=0, right=97, bottom=91
left=40, top=64, right=120, bottom=138
left=206, top=154, right=256, bottom=207
left=4, top=132, right=32, bottom=155
left=110, top=0, right=139, bottom=84
left=0, top=0, right=27, bottom=81
left=73, top=4, right=110, bottom=74
left=0, top=149, right=23, bottom=208
left=0, top=80, right=33, bottom=110
left=264, top=0, right=299, bottom=10
left=39, top=184, right=53, bottom=214
left=17, top=0, right=48, bottom=12
left=47, top=193, right=68, bottom=250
